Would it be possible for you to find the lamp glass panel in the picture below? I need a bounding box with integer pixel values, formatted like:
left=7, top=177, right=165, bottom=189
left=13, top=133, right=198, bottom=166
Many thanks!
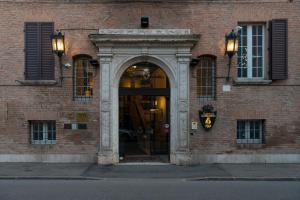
left=227, top=39, right=235, bottom=52
left=56, top=38, right=64, bottom=51
left=234, top=39, right=239, bottom=52
left=52, top=39, right=57, bottom=51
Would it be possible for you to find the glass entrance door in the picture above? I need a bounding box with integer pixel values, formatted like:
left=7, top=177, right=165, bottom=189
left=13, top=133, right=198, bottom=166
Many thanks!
left=119, top=95, right=170, bottom=160
left=118, top=62, right=170, bottom=162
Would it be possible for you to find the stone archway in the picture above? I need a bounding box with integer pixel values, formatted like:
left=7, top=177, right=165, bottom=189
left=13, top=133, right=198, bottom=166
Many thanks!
left=89, top=29, right=200, bottom=165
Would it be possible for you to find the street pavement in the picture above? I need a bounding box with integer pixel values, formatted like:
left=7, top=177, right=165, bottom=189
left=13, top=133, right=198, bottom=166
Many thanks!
left=0, top=163, right=299, bottom=180
left=0, top=179, right=299, bottom=200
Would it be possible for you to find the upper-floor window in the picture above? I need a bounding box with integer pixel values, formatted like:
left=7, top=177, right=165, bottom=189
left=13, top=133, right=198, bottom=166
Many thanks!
left=196, top=55, right=216, bottom=100
left=73, top=55, right=94, bottom=99
left=237, top=25, right=265, bottom=79
left=24, top=22, right=54, bottom=80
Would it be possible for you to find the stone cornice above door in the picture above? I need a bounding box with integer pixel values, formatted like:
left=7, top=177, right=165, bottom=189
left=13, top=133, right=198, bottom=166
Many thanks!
left=89, top=29, right=200, bottom=48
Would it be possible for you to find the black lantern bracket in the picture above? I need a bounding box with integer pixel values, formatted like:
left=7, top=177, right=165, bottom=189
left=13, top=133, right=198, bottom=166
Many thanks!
left=224, top=27, right=241, bottom=81
left=51, top=30, right=65, bottom=84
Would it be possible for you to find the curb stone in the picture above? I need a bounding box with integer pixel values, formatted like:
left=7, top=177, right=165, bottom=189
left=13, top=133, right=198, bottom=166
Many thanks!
left=0, top=176, right=102, bottom=180
left=0, top=176, right=299, bottom=181
left=187, top=177, right=300, bottom=181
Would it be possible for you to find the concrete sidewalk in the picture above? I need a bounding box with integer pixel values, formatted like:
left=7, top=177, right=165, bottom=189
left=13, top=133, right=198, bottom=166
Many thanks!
left=0, top=163, right=299, bottom=180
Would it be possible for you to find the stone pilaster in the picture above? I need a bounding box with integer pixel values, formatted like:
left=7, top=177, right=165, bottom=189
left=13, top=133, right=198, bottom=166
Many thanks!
left=98, top=53, right=118, bottom=164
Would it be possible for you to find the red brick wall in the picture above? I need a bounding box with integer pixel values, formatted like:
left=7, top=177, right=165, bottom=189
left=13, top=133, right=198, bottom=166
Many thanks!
left=0, top=0, right=299, bottom=156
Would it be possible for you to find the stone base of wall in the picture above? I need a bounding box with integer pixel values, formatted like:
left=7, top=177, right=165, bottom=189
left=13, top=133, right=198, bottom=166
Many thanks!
left=97, top=152, right=119, bottom=165
left=0, top=154, right=97, bottom=163
left=170, top=151, right=192, bottom=165
left=190, top=153, right=300, bottom=164
left=0, top=153, right=299, bottom=164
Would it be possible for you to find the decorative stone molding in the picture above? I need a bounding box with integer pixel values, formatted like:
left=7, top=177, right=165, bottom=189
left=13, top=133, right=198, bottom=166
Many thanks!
left=90, top=29, right=200, bottom=165
left=98, top=29, right=191, bottom=35
left=89, top=29, right=200, bottom=48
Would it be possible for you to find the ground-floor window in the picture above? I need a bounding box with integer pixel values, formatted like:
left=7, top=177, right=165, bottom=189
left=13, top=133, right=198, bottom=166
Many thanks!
left=30, top=121, right=56, bottom=144
left=237, top=120, right=264, bottom=144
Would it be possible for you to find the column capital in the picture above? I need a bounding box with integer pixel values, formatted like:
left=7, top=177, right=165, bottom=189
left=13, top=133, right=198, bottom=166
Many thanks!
left=97, top=53, right=113, bottom=63
left=176, top=53, right=192, bottom=63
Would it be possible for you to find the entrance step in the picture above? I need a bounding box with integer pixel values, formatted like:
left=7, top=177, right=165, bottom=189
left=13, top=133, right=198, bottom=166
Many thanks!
left=120, top=155, right=169, bottom=163
left=118, top=162, right=170, bottom=165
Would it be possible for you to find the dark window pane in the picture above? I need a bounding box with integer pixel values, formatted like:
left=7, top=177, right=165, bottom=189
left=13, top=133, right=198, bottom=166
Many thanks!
left=258, top=26, right=263, bottom=35
left=242, top=68, right=247, bottom=77
left=242, top=36, right=247, bottom=45
left=250, top=129, right=255, bottom=139
left=254, top=130, right=260, bottom=139
left=252, top=26, right=257, bottom=35
left=253, top=67, right=257, bottom=77
left=33, top=132, right=39, bottom=140
left=253, top=58, right=257, bottom=67
left=258, top=68, right=263, bottom=77
left=258, top=57, right=263, bottom=67
left=258, top=47, right=262, bottom=56
left=253, top=36, right=257, bottom=46
left=253, top=47, right=257, bottom=55
left=258, top=36, right=263, bottom=46
left=48, top=130, right=56, bottom=140
left=242, top=26, right=247, bottom=35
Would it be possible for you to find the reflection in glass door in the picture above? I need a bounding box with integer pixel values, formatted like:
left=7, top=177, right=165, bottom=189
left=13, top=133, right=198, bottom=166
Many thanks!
left=119, top=95, right=169, bottom=158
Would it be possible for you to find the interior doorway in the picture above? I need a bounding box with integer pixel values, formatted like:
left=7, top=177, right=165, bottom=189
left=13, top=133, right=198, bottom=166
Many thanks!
left=119, top=62, right=170, bottom=162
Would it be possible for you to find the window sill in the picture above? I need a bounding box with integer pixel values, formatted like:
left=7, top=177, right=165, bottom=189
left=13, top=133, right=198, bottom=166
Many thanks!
left=233, top=79, right=272, bottom=86
left=73, top=96, right=93, bottom=101
left=31, top=141, right=56, bottom=145
left=16, top=80, right=58, bottom=86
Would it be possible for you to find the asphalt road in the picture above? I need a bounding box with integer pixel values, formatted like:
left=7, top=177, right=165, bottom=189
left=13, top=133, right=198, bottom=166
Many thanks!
left=0, top=179, right=299, bottom=200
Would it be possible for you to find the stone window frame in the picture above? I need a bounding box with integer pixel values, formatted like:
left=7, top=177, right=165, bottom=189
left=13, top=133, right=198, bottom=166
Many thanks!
left=30, top=120, right=56, bottom=144
left=73, top=54, right=94, bottom=100
left=236, top=119, right=264, bottom=144
left=237, top=23, right=266, bottom=80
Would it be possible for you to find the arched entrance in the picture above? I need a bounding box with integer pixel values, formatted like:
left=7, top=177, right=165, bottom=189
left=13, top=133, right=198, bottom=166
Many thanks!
left=118, top=62, right=170, bottom=162
left=89, top=29, right=199, bottom=165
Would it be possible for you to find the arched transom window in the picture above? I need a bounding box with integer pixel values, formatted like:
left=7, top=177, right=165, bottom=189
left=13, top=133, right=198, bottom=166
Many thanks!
left=73, top=55, right=94, bottom=99
left=196, top=55, right=216, bottom=100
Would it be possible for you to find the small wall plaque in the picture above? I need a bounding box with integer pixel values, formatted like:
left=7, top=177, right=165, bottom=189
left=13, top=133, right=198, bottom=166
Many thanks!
left=76, top=112, right=88, bottom=122
left=191, top=121, right=198, bottom=130
left=223, top=85, right=231, bottom=92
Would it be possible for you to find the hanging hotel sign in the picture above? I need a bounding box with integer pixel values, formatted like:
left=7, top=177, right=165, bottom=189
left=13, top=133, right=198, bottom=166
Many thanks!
left=199, top=105, right=217, bottom=130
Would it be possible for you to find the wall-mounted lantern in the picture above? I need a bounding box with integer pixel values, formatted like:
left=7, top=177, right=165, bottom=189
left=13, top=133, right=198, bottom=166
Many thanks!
left=51, top=30, right=65, bottom=57
left=225, top=28, right=240, bottom=81
left=51, top=30, right=65, bottom=84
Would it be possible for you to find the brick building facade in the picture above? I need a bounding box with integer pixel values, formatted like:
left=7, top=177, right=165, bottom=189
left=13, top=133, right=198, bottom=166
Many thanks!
left=0, top=0, right=299, bottom=164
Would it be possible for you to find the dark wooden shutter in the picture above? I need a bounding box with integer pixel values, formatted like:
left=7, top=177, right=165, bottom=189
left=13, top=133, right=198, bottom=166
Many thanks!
left=270, top=19, right=288, bottom=80
left=25, top=22, right=54, bottom=80
left=40, top=23, right=54, bottom=80
left=25, top=22, right=41, bottom=80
